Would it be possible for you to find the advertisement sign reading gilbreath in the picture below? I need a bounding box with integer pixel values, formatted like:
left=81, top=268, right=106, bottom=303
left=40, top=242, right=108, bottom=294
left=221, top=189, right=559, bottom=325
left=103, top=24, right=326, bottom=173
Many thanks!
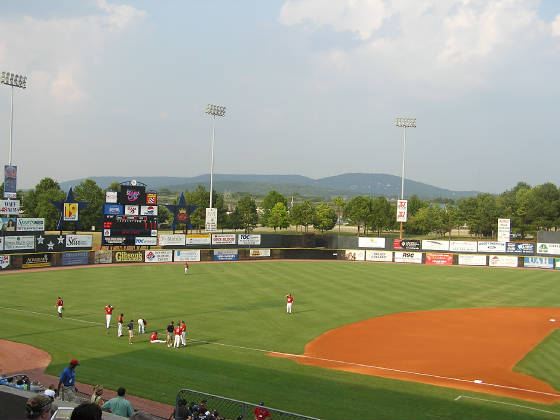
left=450, top=241, right=478, bottom=253
left=114, top=251, right=144, bottom=263
left=345, top=250, right=365, bottom=261
left=477, top=241, right=506, bottom=253
left=4, top=235, right=34, bottom=251
left=145, top=250, right=173, bottom=263
left=238, top=234, right=261, bottom=246
left=394, top=252, right=422, bottom=264
left=250, top=249, right=271, bottom=257
left=212, top=234, right=236, bottom=245
left=358, top=237, right=386, bottom=248
left=365, top=250, right=393, bottom=262
left=425, top=253, right=453, bottom=265
left=421, top=240, right=450, bottom=251
left=186, top=234, right=211, bottom=246
left=0, top=199, right=20, bottom=215
left=489, top=255, right=518, bottom=267
left=16, top=218, right=45, bottom=232
left=66, top=235, right=93, bottom=248
left=173, top=250, right=201, bottom=262
left=159, top=234, right=186, bottom=246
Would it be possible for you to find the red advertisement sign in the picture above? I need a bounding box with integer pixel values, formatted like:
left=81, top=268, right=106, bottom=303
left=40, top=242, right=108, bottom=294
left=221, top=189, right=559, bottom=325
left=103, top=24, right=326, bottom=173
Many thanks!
left=425, top=253, right=453, bottom=265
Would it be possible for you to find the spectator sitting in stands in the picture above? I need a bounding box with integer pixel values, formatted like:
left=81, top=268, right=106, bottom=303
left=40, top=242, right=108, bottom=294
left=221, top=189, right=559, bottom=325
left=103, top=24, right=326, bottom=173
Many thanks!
left=169, top=398, right=190, bottom=420
left=91, top=384, right=104, bottom=408
left=102, top=386, right=134, bottom=418
left=71, top=402, right=102, bottom=420
left=25, top=394, right=53, bottom=420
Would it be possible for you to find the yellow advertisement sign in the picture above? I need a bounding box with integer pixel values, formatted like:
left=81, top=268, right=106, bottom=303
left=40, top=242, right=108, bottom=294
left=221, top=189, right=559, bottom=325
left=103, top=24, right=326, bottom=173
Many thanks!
left=64, top=203, right=79, bottom=221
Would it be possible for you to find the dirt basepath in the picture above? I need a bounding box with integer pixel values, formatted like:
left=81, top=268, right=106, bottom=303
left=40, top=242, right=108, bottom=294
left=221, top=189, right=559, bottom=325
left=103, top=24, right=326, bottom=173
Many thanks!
left=271, top=307, right=560, bottom=404
left=0, top=339, right=173, bottom=418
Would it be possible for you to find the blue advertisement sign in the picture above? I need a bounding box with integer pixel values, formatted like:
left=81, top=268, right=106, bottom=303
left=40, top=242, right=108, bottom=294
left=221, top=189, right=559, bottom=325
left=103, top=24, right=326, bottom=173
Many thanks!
left=3, top=165, right=17, bottom=198
left=104, top=204, right=123, bottom=215
left=61, top=252, right=89, bottom=266
left=524, top=257, right=554, bottom=269
left=213, top=249, right=239, bottom=261
left=506, top=242, right=535, bottom=254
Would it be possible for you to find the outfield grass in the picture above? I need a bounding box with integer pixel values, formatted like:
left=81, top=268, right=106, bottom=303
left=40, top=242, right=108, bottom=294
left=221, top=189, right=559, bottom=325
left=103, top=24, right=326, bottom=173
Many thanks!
left=1, top=261, right=559, bottom=419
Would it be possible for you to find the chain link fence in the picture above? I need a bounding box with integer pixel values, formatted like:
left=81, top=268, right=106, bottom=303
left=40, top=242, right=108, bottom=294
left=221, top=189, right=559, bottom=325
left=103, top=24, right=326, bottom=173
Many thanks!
left=176, top=388, right=319, bottom=420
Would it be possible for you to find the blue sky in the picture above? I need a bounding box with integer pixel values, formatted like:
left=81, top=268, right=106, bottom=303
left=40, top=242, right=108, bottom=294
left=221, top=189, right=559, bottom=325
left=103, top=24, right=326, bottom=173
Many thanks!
left=1, top=0, right=559, bottom=193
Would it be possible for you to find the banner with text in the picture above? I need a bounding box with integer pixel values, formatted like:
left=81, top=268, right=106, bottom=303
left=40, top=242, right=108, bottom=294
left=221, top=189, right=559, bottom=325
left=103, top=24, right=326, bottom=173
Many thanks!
left=458, top=254, right=487, bottom=266
left=489, top=255, right=518, bottom=267
left=0, top=255, right=9, bottom=269
left=421, top=240, right=450, bottom=251
left=22, top=254, right=51, bottom=269
left=396, top=200, right=408, bottom=222
left=0, top=199, right=20, bottom=215
left=425, top=253, right=453, bottom=265
left=16, top=218, right=45, bottom=232
left=250, top=249, right=271, bottom=257
left=94, top=250, right=113, bottom=264
left=3, top=165, right=17, bottom=198
left=159, top=234, right=186, bottom=246
left=358, top=237, right=386, bottom=248
left=61, top=252, right=89, bottom=266
left=4, top=235, right=34, bottom=251
left=66, top=234, right=93, bottom=248
left=450, top=241, right=478, bottom=253
left=145, top=250, right=173, bottom=263
left=174, top=250, right=201, bottom=262
left=506, top=243, right=535, bottom=254
left=393, top=239, right=421, bottom=251
left=394, top=252, right=422, bottom=264
left=212, top=234, right=236, bottom=245
left=365, top=250, right=393, bottom=262
left=113, top=251, right=144, bottom=263
left=135, top=237, right=157, bottom=246
left=213, top=249, right=239, bottom=261
left=497, top=218, right=510, bottom=243
left=345, top=250, right=365, bottom=261
left=477, top=241, right=506, bottom=253
left=238, top=234, right=261, bottom=246
left=537, top=243, right=560, bottom=255
left=186, top=234, right=211, bottom=246
left=524, top=257, right=554, bottom=269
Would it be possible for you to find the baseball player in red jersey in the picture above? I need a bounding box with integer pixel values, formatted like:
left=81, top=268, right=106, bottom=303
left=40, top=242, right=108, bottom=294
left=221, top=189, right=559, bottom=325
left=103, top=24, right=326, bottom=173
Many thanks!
left=56, top=297, right=64, bottom=318
left=286, top=294, right=294, bottom=314
left=104, top=304, right=114, bottom=330
left=173, top=324, right=182, bottom=348
left=184, top=262, right=189, bottom=275
left=180, top=320, right=187, bottom=346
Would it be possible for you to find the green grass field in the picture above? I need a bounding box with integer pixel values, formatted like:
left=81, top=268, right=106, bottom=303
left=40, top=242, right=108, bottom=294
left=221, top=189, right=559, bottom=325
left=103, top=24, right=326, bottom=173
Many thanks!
left=1, top=261, right=560, bottom=419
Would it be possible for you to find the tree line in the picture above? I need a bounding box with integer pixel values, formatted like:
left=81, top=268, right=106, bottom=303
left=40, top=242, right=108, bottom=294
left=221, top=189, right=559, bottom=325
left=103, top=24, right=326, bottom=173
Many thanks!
left=2, top=179, right=559, bottom=238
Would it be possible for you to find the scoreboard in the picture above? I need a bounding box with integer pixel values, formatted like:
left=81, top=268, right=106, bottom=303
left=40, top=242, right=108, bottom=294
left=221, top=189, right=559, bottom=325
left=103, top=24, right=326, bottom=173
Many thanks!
left=102, top=181, right=158, bottom=246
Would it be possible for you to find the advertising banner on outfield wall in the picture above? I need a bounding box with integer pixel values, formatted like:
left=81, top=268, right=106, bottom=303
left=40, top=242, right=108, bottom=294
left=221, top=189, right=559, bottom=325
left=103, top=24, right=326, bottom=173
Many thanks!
left=365, top=250, right=393, bottom=262
left=0, top=236, right=3, bottom=251
left=22, top=254, right=51, bottom=269
left=497, top=218, right=510, bottom=243
left=524, top=257, right=554, bottom=269
left=174, top=250, right=201, bottom=262
left=250, top=249, right=271, bottom=257
left=425, top=253, right=453, bottom=265
left=238, top=234, right=261, bottom=246
left=4, top=235, right=34, bottom=251
left=556, top=259, right=560, bottom=269
left=1, top=217, right=16, bottom=232
left=135, top=237, right=157, bottom=246
left=0, top=199, right=20, bottom=215
left=213, top=249, right=239, bottom=261
left=393, top=239, right=421, bottom=251
left=358, top=237, right=386, bottom=248
left=0, top=255, right=9, bottom=269
left=66, top=235, right=93, bottom=248
left=212, top=234, right=236, bottom=245
left=94, top=250, right=113, bottom=264
left=159, top=234, right=186, bottom=246
left=506, top=243, right=535, bottom=254
left=145, top=250, right=173, bottom=263
left=489, top=255, right=518, bottom=267
left=421, top=240, right=450, bottom=251
left=450, top=241, right=478, bottom=253
left=477, top=241, right=506, bottom=253
left=537, top=243, right=560, bottom=255
left=62, top=252, right=89, bottom=266
left=186, top=234, right=211, bottom=246
left=345, top=250, right=365, bottom=261
left=16, top=218, right=45, bottom=232
left=458, top=254, right=487, bottom=266
left=395, top=252, right=422, bottom=264
left=113, top=251, right=144, bottom=263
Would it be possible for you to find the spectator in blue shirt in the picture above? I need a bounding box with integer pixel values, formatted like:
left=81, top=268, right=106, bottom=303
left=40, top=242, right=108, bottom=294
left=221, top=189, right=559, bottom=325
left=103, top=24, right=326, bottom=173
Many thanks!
left=57, top=359, right=79, bottom=402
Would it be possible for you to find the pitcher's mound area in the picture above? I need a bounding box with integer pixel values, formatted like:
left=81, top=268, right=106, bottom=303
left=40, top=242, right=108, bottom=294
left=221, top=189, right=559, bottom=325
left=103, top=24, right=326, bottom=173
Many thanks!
left=270, top=307, right=560, bottom=404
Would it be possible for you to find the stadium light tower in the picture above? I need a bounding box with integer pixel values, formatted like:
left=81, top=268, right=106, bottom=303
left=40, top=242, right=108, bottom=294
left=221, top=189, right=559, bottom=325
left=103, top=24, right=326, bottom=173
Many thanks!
left=205, top=104, right=226, bottom=210
left=395, top=117, right=416, bottom=239
left=1, top=71, right=27, bottom=166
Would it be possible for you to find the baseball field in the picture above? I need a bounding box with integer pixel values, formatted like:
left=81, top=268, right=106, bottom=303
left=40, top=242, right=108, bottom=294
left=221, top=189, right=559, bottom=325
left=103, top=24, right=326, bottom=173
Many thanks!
left=1, top=261, right=560, bottom=419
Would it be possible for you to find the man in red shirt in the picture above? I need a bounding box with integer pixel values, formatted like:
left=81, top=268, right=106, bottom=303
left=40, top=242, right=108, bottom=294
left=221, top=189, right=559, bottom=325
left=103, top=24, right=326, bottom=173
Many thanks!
left=150, top=331, right=166, bottom=343
left=117, top=313, right=124, bottom=337
left=56, top=297, right=64, bottom=318
left=180, top=320, right=187, bottom=346
left=184, top=262, right=189, bottom=275
left=286, top=294, right=294, bottom=314
left=104, top=304, right=114, bottom=330
left=173, top=323, right=182, bottom=348
left=253, top=402, right=271, bottom=420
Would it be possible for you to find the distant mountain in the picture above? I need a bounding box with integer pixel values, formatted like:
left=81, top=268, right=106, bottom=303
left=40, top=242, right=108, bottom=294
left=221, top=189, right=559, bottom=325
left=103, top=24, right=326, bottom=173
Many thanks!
left=59, top=173, right=479, bottom=200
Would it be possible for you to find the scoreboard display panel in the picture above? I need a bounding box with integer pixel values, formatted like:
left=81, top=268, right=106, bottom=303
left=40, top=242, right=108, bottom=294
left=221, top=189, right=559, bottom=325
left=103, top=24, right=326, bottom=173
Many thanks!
left=102, top=181, right=157, bottom=246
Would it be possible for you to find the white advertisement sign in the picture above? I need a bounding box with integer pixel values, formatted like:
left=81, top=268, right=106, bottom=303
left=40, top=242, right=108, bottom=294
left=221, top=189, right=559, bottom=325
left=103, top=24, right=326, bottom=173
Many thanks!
left=396, top=200, right=408, bottom=222
left=537, top=243, right=560, bottom=255
left=145, top=250, right=173, bottom=263
left=174, top=250, right=201, bottom=262
left=16, top=218, right=45, bottom=232
left=250, top=249, right=271, bottom=257
left=159, top=234, right=186, bottom=246
left=477, top=241, right=506, bottom=253
left=497, top=218, right=510, bottom=243
left=345, top=250, right=365, bottom=261
left=186, top=234, right=211, bottom=245
left=212, top=234, right=236, bottom=245
left=0, top=255, right=9, bottom=269
left=0, top=237, right=3, bottom=251
left=135, top=237, right=158, bottom=246
left=365, top=250, right=393, bottom=262
left=66, top=234, right=93, bottom=248
left=524, top=257, right=554, bottom=269
left=489, top=255, right=518, bottom=267
left=125, top=205, right=139, bottom=216
left=238, top=234, right=261, bottom=246
left=458, top=254, right=487, bottom=266
left=140, top=205, right=158, bottom=216
left=0, top=199, right=20, bottom=215
left=421, top=240, right=450, bottom=251
left=395, top=252, right=422, bottom=264
left=105, top=191, right=118, bottom=203
left=4, top=235, right=34, bottom=250
left=450, top=241, right=478, bottom=253
left=358, top=237, right=386, bottom=248
left=205, top=208, right=217, bottom=232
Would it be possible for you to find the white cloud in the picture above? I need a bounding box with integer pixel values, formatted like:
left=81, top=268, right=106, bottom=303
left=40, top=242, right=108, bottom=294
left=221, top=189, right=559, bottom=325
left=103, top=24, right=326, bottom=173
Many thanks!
left=0, top=1, right=146, bottom=108
left=552, top=13, right=560, bottom=36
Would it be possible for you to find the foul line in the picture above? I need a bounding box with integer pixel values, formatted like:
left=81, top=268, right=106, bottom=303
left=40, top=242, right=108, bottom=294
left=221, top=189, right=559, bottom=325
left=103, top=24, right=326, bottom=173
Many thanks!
left=2, top=305, right=560, bottom=400
left=455, top=395, right=560, bottom=415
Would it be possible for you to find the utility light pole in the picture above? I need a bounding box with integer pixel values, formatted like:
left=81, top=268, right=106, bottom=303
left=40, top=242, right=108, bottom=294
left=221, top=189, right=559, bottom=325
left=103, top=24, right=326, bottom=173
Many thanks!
left=1, top=71, right=27, bottom=166
left=205, top=104, right=226, bottom=210
left=395, top=117, right=416, bottom=239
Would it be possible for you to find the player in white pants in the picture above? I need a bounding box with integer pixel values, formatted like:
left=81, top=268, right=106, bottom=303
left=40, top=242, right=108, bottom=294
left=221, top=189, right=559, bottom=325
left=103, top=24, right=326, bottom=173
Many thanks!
left=286, top=294, right=294, bottom=314
left=138, top=318, right=145, bottom=334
